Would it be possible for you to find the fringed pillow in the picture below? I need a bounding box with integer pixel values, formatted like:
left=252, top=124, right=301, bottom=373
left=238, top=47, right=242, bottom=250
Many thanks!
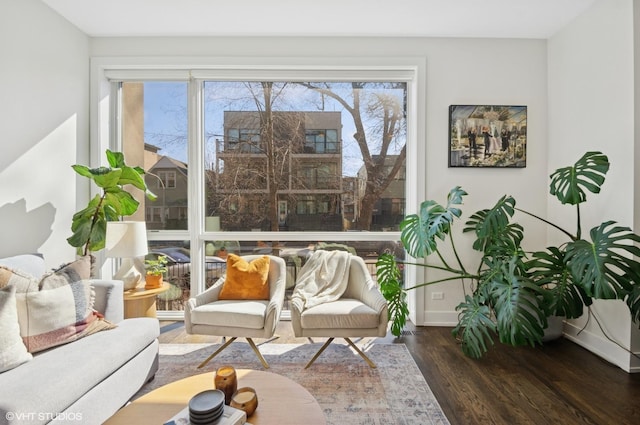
left=0, top=256, right=116, bottom=353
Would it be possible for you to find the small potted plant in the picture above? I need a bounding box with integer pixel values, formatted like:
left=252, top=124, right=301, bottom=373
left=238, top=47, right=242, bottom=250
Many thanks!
left=144, top=255, right=168, bottom=289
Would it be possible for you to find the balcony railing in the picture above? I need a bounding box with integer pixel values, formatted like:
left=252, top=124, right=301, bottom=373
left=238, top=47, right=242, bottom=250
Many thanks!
left=155, top=255, right=379, bottom=312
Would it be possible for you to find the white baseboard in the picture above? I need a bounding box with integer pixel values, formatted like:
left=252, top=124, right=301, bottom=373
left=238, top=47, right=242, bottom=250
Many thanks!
left=561, top=321, right=636, bottom=373
left=419, top=310, right=459, bottom=327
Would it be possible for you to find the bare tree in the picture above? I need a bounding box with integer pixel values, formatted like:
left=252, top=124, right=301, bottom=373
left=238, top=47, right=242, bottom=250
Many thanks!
left=300, top=82, right=406, bottom=230
left=207, top=81, right=406, bottom=232
left=212, top=82, right=306, bottom=231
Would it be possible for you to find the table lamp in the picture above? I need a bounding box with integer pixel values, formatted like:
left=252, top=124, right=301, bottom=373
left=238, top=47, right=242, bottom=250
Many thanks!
left=105, top=221, right=148, bottom=290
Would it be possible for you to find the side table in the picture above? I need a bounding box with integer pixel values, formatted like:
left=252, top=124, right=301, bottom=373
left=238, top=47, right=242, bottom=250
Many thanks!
left=123, top=282, right=170, bottom=319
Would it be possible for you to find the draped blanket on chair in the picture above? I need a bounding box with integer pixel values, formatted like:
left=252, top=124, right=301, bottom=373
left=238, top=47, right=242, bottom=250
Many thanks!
left=292, top=250, right=351, bottom=309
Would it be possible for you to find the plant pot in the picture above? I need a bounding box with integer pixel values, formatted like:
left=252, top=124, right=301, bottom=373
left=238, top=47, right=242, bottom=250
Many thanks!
left=542, top=315, right=565, bottom=342
left=145, top=274, right=163, bottom=290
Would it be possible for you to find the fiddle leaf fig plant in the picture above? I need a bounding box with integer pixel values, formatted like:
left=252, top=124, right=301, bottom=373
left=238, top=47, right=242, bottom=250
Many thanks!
left=377, top=151, right=640, bottom=359
left=67, top=150, right=156, bottom=256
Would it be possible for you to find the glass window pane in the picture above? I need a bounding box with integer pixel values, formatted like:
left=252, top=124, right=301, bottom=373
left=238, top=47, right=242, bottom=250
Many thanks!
left=204, top=81, right=406, bottom=232
left=122, top=81, right=189, bottom=230
left=205, top=239, right=404, bottom=311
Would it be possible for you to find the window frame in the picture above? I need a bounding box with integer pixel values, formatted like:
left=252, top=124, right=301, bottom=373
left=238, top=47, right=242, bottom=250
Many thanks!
left=90, top=56, right=426, bottom=322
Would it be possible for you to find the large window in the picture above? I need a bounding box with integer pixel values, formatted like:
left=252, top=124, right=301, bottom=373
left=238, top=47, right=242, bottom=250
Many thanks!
left=102, top=62, right=420, bottom=317
left=205, top=82, right=406, bottom=233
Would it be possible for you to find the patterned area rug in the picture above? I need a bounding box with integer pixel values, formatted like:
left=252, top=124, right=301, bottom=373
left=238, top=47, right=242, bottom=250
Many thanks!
left=137, top=342, right=450, bottom=425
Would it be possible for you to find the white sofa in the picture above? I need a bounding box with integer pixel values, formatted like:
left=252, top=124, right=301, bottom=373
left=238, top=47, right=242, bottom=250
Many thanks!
left=0, top=255, right=159, bottom=425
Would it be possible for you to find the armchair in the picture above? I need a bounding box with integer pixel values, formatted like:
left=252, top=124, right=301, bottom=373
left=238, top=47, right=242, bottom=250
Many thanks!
left=291, top=252, right=388, bottom=368
left=185, top=255, right=286, bottom=369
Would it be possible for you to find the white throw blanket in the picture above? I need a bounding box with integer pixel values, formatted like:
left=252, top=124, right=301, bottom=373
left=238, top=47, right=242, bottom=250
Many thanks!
left=292, top=250, right=351, bottom=309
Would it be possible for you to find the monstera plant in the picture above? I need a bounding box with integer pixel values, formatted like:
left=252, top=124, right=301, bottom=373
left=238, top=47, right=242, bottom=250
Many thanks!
left=67, top=150, right=156, bottom=256
left=377, top=151, right=640, bottom=358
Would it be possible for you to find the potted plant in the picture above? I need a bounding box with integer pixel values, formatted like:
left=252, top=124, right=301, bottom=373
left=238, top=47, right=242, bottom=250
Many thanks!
left=144, top=255, right=168, bottom=289
left=377, top=151, right=640, bottom=358
left=67, top=150, right=156, bottom=256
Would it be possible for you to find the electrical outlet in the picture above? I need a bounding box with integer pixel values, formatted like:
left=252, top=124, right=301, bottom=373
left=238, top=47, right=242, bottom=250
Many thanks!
left=431, top=292, right=444, bottom=300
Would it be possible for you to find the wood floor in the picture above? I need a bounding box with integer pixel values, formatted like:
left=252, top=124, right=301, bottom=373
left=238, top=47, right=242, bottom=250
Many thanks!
left=158, top=320, right=640, bottom=425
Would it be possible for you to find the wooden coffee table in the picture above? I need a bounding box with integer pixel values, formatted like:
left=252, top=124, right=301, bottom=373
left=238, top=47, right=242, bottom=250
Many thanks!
left=104, top=369, right=326, bottom=425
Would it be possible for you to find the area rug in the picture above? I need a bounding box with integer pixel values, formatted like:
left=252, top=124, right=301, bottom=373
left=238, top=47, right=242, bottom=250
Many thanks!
left=136, top=342, right=450, bottom=425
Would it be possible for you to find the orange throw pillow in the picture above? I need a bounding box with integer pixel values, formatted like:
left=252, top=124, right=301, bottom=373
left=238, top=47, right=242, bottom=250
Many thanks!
left=219, top=254, right=270, bottom=300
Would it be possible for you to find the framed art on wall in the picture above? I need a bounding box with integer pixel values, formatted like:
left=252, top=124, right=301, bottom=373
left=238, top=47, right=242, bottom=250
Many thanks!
left=448, top=105, right=527, bottom=168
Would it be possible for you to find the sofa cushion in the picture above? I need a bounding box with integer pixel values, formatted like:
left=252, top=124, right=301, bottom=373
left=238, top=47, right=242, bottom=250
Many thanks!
left=0, top=285, right=32, bottom=373
left=219, top=254, right=270, bottom=300
left=1, top=256, right=116, bottom=353
left=0, top=318, right=159, bottom=422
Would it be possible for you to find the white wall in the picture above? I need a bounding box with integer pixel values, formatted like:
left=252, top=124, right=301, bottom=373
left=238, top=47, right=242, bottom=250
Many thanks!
left=548, top=0, right=637, bottom=371
left=0, top=0, right=89, bottom=267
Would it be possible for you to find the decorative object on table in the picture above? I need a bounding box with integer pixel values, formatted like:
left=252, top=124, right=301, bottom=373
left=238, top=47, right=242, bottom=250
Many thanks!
left=144, top=255, right=168, bottom=290
left=188, top=389, right=225, bottom=424
left=163, top=403, right=246, bottom=425
left=377, top=151, right=640, bottom=359
left=230, top=387, right=258, bottom=417
left=214, top=365, right=238, bottom=405
left=448, top=105, right=527, bottom=168
left=105, top=221, right=148, bottom=290
left=67, top=149, right=156, bottom=256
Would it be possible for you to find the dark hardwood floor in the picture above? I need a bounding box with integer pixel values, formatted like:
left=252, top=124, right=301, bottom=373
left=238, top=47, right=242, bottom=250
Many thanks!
left=158, top=320, right=640, bottom=425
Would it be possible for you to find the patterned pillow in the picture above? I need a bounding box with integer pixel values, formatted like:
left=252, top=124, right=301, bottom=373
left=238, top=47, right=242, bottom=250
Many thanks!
left=1, top=256, right=116, bottom=353
left=218, top=254, right=271, bottom=300
left=0, top=285, right=32, bottom=372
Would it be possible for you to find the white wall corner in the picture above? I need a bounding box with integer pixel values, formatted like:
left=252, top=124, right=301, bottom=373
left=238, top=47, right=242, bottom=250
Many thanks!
left=563, top=321, right=634, bottom=373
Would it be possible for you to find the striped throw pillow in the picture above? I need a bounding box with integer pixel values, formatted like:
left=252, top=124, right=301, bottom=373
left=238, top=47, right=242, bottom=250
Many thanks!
left=1, top=256, right=116, bottom=353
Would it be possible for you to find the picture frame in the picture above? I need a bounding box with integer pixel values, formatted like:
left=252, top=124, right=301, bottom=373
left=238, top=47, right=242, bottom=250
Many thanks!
left=448, top=105, right=527, bottom=168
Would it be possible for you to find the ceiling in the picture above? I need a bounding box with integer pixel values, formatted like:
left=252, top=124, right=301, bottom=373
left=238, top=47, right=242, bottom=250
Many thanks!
left=41, top=0, right=596, bottom=39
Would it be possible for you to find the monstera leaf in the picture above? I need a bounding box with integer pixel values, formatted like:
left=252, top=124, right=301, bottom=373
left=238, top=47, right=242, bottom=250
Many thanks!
left=453, top=293, right=497, bottom=359
left=464, top=195, right=517, bottom=252
left=401, top=186, right=466, bottom=258
left=566, top=221, right=640, bottom=300
left=527, top=247, right=591, bottom=319
left=488, top=256, right=547, bottom=347
left=376, top=253, right=408, bottom=337
left=549, top=151, right=609, bottom=206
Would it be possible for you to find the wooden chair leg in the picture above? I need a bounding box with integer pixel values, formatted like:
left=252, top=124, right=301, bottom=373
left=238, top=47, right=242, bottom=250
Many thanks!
left=304, top=338, right=334, bottom=369
left=197, top=337, right=237, bottom=369
left=345, top=337, right=376, bottom=368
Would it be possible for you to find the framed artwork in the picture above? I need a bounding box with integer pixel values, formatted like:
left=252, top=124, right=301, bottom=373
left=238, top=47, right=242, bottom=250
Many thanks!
left=448, top=105, right=527, bottom=168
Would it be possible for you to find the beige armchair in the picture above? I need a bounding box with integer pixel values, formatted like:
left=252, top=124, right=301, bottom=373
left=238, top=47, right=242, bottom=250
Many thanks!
left=185, top=255, right=286, bottom=369
left=291, top=253, right=389, bottom=368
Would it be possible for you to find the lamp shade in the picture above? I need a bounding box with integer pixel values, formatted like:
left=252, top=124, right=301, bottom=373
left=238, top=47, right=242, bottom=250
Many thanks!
left=105, top=221, right=148, bottom=258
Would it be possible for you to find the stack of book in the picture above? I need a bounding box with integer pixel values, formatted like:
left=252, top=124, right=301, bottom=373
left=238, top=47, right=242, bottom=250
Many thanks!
left=163, top=404, right=247, bottom=425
